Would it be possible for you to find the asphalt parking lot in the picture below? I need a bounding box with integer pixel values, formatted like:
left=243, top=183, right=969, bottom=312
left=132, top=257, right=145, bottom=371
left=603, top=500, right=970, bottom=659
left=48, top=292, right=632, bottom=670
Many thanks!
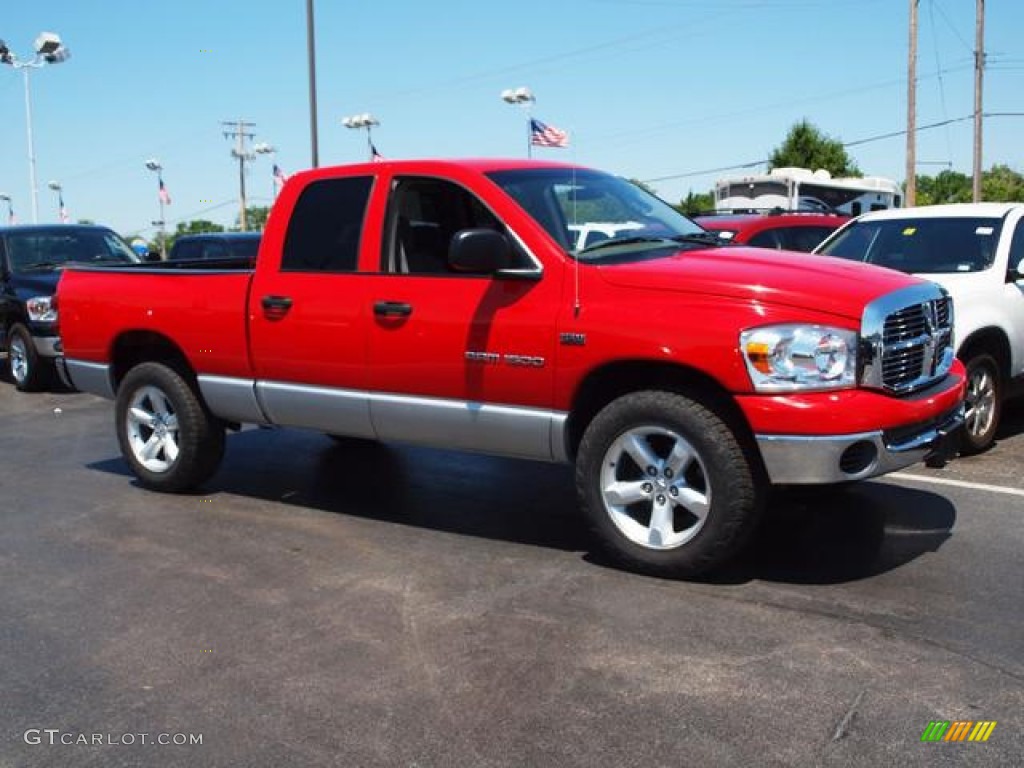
left=1, top=381, right=1021, bottom=767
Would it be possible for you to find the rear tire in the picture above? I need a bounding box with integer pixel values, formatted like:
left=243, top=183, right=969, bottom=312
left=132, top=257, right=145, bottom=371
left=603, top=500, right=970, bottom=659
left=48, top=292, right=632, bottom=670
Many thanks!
left=7, top=324, right=50, bottom=392
left=960, top=353, right=1001, bottom=455
left=576, top=390, right=764, bottom=578
left=115, top=362, right=225, bottom=492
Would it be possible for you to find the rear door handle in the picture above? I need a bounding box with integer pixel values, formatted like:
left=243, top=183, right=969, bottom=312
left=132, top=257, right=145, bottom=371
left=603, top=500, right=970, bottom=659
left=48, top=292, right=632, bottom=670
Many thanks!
left=261, top=295, right=293, bottom=318
left=373, top=300, right=413, bottom=318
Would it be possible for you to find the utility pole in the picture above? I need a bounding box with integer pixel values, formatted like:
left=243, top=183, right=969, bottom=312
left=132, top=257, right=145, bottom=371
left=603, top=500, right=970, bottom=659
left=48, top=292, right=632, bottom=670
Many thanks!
left=905, top=0, right=918, bottom=207
left=973, top=0, right=985, bottom=202
left=222, top=119, right=256, bottom=231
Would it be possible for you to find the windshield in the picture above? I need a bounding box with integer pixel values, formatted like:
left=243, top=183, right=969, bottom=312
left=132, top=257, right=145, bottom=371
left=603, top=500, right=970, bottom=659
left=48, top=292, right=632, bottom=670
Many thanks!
left=818, top=216, right=1001, bottom=274
left=7, top=229, right=140, bottom=271
left=487, top=168, right=708, bottom=263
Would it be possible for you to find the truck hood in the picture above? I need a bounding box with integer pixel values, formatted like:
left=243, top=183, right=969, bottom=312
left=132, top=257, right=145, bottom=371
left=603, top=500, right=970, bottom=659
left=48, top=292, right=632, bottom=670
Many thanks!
left=11, top=271, right=61, bottom=296
left=596, top=246, right=919, bottom=321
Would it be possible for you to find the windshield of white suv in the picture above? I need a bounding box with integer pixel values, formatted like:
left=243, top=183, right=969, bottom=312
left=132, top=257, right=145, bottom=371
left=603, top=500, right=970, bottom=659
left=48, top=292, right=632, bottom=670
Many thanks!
left=818, top=216, right=1001, bottom=274
left=487, top=168, right=713, bottom=264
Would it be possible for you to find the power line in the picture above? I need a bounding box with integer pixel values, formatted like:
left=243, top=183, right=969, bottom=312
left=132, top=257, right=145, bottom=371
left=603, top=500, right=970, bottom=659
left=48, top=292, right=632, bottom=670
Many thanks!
left=640, top=112, right=1024, bottom=184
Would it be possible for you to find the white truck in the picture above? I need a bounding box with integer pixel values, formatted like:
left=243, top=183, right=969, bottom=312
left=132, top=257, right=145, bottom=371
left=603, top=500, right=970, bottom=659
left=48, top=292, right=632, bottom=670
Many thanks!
left=815, top=202, right=1024, bottom=453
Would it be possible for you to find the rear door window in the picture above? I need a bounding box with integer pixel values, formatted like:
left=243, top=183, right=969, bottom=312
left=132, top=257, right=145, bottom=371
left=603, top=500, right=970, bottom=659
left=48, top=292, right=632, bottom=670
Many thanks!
left=282, top=176, right=373, bottom=272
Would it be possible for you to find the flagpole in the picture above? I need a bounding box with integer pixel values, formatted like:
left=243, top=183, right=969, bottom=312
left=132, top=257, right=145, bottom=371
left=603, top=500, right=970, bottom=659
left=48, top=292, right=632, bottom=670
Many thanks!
left=526, top=112, right=532, bottom=159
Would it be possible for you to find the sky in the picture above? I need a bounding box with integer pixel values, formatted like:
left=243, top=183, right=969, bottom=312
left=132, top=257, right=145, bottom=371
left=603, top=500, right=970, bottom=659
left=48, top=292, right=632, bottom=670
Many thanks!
left=1, top=0, right=1021, bottom=238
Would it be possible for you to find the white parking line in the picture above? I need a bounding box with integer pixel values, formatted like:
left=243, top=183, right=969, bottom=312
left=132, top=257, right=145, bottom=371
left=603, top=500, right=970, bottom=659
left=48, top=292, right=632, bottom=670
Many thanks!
left=888, top=472, right=1024, bottom=498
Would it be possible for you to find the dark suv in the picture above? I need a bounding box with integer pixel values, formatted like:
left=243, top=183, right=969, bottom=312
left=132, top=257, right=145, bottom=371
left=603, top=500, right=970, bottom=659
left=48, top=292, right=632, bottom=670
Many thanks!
left=1, top=225, right=139, bottom=390
left=695, top=210, right=849, bottom=252
left=167, top=232, right=261, bottom=263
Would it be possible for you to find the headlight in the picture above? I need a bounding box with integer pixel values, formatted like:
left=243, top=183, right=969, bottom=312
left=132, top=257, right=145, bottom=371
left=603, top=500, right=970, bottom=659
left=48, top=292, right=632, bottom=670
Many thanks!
left=26, top=295, right=58, bottom=323
left=740, top=324, right=857, bottom=392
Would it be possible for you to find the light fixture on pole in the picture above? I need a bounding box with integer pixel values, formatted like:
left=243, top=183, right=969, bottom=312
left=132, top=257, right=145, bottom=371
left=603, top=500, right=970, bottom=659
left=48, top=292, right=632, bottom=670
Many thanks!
left=0, top=193, right=14, bottom=225
left=145, top=158, right=168, bottom=260
left=342, top=113, right=380, bottom=161
left=47, top=180, right=68, bottom=223
left=501, top=86, right=535, bottom=158
left=0, top=32, right=71, bottom=224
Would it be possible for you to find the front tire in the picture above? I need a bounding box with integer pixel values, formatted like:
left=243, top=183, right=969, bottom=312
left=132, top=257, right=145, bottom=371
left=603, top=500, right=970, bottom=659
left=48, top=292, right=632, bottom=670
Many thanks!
left=115, top=362, right=225, bottom=492
left=7, top=324, right=50, bottom=392
left=576, top=391, right=764, bottom=578
left=960, top=353, right=1001, bottom=455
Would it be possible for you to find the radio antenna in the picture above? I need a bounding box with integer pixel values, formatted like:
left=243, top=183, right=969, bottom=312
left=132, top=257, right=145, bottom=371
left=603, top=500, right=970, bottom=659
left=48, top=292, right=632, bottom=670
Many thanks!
left=571, top=153, right=582, bottom=318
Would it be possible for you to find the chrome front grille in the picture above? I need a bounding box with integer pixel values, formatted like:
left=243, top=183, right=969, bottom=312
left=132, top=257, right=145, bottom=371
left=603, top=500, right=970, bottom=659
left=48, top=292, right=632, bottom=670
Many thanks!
left=861, top=285, right=955, bottom=394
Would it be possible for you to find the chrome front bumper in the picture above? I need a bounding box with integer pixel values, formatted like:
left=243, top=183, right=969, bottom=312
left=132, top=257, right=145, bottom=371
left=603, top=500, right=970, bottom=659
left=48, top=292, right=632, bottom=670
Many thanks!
left=33, top=334, right=62, bottom=358
left=756, top=405, right=965, bottom=485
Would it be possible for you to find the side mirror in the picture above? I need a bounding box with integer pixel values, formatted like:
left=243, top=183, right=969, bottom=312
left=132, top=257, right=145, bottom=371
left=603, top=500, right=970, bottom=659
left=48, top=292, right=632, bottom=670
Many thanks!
left=448, top=228, right=512, bottom=274
left=1011, top=257, right=1024, bottom=282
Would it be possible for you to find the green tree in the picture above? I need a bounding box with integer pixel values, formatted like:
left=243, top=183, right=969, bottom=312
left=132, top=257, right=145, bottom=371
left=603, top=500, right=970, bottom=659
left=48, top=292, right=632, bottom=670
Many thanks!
left=677, top=190, right=714, bottom=216
left=915, top=170, right=971, bottom=206
left=913, top=165, right=1024, bottom=206
left=982, top=164, right=1024, bottom=202
left=769, top=120, right=860, bottom=177
left=235, top=206, right=272, bottom=232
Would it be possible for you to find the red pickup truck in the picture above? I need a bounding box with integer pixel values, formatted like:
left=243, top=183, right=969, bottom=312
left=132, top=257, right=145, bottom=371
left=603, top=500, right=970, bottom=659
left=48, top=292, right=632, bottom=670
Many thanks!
left=57, top=159, right=965, bottom=576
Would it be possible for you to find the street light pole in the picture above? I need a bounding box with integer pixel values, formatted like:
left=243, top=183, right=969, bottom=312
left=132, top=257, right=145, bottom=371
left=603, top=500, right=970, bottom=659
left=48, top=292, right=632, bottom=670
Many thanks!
left=1, top=32, right=71, bottom=224
left=47, top=180, right=66, bottom=223
left=145, top=159, right=167, bottom=259
left=501, top=87, right=535, bottom=158
left=306, top=0, right=319, bottom=168
left=22, top=68, right=39, bottom=223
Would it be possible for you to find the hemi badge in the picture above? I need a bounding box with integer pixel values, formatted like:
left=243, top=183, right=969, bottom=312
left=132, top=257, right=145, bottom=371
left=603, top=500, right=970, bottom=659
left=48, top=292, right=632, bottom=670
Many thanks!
left=560, top=332, right=586, bottom=346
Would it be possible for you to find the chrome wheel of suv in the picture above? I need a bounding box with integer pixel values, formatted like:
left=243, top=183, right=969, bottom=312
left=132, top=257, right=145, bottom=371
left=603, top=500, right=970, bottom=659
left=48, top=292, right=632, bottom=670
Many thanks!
left=6, top=323, right=47, bottom=392
left=961, top=353, right=1001, bottom=454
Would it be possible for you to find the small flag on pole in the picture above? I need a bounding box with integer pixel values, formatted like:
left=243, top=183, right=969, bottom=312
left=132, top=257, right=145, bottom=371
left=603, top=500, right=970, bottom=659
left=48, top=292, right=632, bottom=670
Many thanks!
left=530, top=118, right=569, bottom=148
left=371, top=142, right=385, bottom=162
left=273, top=164, right=289, bottom=190
left=158, top=178, right=171, bottom=205
left=58, top=193, right=69, bottom=223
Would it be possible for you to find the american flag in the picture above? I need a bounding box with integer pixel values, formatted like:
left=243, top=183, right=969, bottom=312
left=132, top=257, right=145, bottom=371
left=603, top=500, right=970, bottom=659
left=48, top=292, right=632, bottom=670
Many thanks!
left=371, top=142, right=385, bottom=162
left=530, top=118, right=569, bottom=148
left=59, top=193, right=70, bottom=224
left=273, top=164, right=288, bottom=189
left=158, top=178, right=171, bottom=205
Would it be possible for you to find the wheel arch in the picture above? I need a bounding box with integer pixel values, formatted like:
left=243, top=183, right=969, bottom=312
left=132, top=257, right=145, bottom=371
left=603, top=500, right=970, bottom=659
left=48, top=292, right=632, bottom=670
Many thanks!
left=958, top=327, right=1011, bottom=387
left=110, top=331, right=196, bottom=392
left=565, top=360, right=759, bottom=467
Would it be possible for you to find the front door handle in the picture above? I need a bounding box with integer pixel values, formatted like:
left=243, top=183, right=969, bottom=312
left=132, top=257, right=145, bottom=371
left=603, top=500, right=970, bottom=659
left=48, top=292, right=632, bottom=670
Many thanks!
left=373, top=300, right=413, bottom=318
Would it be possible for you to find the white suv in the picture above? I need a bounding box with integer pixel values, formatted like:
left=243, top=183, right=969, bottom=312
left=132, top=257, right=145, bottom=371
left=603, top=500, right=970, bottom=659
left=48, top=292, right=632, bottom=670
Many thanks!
left=815, top=202, right=1024, bottom=453
left=568, top=221, right=644, bottom=251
